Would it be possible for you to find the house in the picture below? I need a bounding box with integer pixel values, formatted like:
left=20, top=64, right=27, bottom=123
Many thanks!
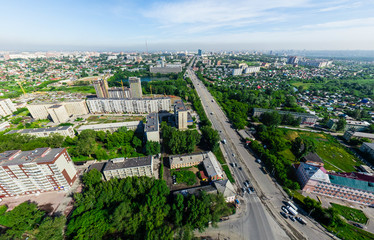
left=214, top=179, right=236, bottom=202
left=203, top=152, right=224, bottom=181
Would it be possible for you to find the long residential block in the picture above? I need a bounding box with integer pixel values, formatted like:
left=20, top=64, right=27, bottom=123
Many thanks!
left=7, top=126, right=75, bottom=138
left=0, top=99, right=16, bottom=117
left=86, top=97, right=171, bottom=114
left=77, top=121, right=143, bottom=133
left=102, top=156, right=153, bottom=180
left=0, top=147, right=78, bottom=197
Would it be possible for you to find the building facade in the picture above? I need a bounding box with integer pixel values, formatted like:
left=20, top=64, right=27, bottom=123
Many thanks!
left=129, top=77, right=142, bottom=98
left=145, top=113, right=160, bottom=143
left=7, top=126, right=75, bottom=138
left=150, top=66, right=182, bottom=74
left=0, top=99, right=16, bottom=117
left=169, top=152, right=211, bottom=169
left=86, top=97, right=171, bottom=114
left=27, top=100, right=88, bottom=121
left=343, top=131, right=374, bottom=142
left=102, top=156, right=153, bottom=180
left=174, top=100, right=188, bottom=130
left=0, top=147, right=78, bottom=197
left=47, top=104, right=69, bottom=123
left=360, top=142, right=374, bottom=160
left=93, top=79, right=109, bottom=98
left=203, top=151, right=224, bottom=181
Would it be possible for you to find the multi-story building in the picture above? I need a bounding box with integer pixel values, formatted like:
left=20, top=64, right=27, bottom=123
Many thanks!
left=0, top=99, right=16, bottom=117
left=77, top=121, right=143, bottom=133
left=244, top=66, right=261, bottom=74
left=0, top=121, right=10, bottom=132
left=145, top=113, right=159, bottom=142
left=102, top=156, right=153, bottom=180
left=7, top=126, right=75, bottom=138
left=287, top=56, right=299, bottom=65
left=0, top=147, right=78, bottom=197
left=47, top=104, right=69, bottom=123
left=108, top=87, right=131, bottom=99
left=86, top=97, right=171, bottom=114
left=343, top=131, right=374, bottom=142
left=327, top=119, right=370, bottom=132
left=93, top=79, right=109, bottom=98
left=169, top=152, right=210, bottom=169
left=360, top=142, right=374, bottom=160
left=296, top=162, right=374, bottom=205
left=203, top=151, right=224, bottom=181
left=27, top=100, right=89, bottom=121
left=129, top=77, right=142, bottom=98
left=174, top=100, right=188, bottom=130
left=149, top=66, right=182, bottom=74
left=252, top=108, right=319, bottom=125
left=232, top=68, right=242, bottom=76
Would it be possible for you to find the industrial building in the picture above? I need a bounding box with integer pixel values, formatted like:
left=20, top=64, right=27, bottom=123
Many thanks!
left=102, top=156, right=153, bottom=180
left=145, top=113, right=160, bottom=142
left=0, top=99, right=16, bottom=117
left=86, top=97, right=171, bottom=114
left=77, top=121, right=143, bottom=133
left=129, top=77, right=142, bottom=98
left=0, top=147, right=78, bottom=197
left=252, top=108, right=319, bottom=125
left=174, top=100, right=188, bottom=130
left=7, top=126, right=75, bottom=138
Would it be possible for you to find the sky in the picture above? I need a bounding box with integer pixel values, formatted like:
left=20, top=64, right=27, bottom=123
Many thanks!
left=1, top=0, right=374, bottom=51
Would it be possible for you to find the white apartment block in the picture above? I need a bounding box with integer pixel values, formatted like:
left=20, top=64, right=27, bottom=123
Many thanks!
left=145, top=113, right=160, bottom=143
left=86, top=97, right=171, bottom=114
left=174, top=100, right=188, bottom=130
left=0, top=147, right=78, bottom=197
left=7, top=126, right=75, bottom=138
left=47, top=105, right=69, bottom=123
left=0, top=99, right=16, bottom=117
left=244, top=66, right=261, bottom=74
left=102, top=156, right=153, bottom=180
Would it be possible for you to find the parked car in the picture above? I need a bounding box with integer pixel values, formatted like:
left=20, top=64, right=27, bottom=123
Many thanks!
left=280, top=212, right=288, bottom=218
left=249, top=187, right=254, bottom=192
left=244, top=181, right=249, bottom=187
left=255, top=159, right=261, bottom=163
left=289, top=216, right=295, bottom=222
left=172, top=175, right=177, bottom=184
left=242, top=187, right=246, bottom=193
left=281, top=206, right=289, bottom=214
left=247, top=188, right=252, bottom=194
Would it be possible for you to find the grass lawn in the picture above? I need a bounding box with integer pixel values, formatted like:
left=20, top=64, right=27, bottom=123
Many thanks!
left=331, top=203, right=368, bottom=224
left=171, top=168, right=197, bottom=186
left=279, top=148, right=296, bottom=162
left=222, top=165, right=235, bottom=183
left=213, top=148, right=226, bottom=164
left=291, top=82, right=315, bottom=90
left=329, top=222, right=374, bottom=240
left=282, top=129, right=361, bottom=172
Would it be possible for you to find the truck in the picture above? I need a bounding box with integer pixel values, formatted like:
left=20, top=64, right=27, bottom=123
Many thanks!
left=287, top=206, right=298, bottom=216
left=287, top=201, right=298, bottom=211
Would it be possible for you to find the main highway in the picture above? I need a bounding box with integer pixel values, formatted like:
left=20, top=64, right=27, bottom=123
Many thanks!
left=186, top=59, right=335, bottom=240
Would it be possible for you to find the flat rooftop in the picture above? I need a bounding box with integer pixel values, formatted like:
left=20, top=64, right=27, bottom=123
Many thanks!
left=145, top=113, right=159, bottom=132
left=7, top=126, right=72, bottom=135
left=103, top=155, right=152, bottom=171
left=77, top=121, right=142, bottom=131
left=0, top=148, right=64, bottom=166
left=174, top=99, right=187, bottom=112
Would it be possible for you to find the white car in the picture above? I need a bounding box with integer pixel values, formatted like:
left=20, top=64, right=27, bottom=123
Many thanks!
left=256, top=159, right=262, bottom=163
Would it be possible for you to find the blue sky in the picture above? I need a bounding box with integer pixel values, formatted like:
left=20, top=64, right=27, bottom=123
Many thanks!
left=1, top=0, right=374, bottom=51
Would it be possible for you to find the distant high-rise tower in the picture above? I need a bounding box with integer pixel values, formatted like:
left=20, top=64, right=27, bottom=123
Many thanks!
left=198, top=49, right=202, bottom=56
left=93, top=79, right=109, bottom=98
left=129, top=77, right=142, bottom=98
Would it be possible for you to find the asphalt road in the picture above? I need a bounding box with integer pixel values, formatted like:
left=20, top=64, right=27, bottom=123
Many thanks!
left=186, top=63, right=336, bottom=240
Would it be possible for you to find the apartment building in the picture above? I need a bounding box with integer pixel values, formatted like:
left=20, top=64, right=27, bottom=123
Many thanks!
left=86, top=97, right=171, bottom=114
left=149, top=66, right=182, bottom=74
left=77, top=121, right=143, bottom=133
left=129, top=77, right=142, bottom=98
left=343, top=131, right=374, bottom=142
left=93, top=79, right=109, bottom=98
left=0, top=147, right=78, bottom=197
left=244, top=66, right=261, bottom=74
left=47, top=105, right=69, bottom=123
left=203, top=151, right=224, bottom=181
left=108, top=87, right=131, bottom=99
left=145, top=113, right=160, bottom=142
left=174, top=100, right=188, bottom=130
left=0, top=99, right=16, bottom=117
left=360, top=142, right=374, bottom=160
left=252, top=108, right=319, bottom=125
left=102, top=156, right=153, bottom=180
left=327, top=119, right=370, bottom=132
left=7, top=126, right=75, bottom=138
left=169, top=152, right=209, bottom=169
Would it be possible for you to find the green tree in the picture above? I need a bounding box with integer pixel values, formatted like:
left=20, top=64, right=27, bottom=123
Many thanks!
left=201, top=126, right=220, bottom=151
left=336, top=118, right=347, bottom=131
left=144, top=141, right=161, bottom=156
left=260, top=111, right=282, bottom=127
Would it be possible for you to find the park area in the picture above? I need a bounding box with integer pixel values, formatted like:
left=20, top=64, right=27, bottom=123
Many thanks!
left=281, top=129, right=362, bottom=172
left=331, top=203, right=368, bottom=224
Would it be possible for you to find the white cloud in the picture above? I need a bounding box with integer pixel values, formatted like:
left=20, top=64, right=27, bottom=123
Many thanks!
left=301, top=17, right=374, bottom=29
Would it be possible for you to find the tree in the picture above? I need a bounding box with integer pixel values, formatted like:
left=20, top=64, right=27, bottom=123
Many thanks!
left=260, top=111, right=281, bottom=127
left=336, top=118, right=347, bottom=131
left=82, top=169, right=102, bottom=186
left=201, top=126, right=220, bottom=151
left=144, top=141, right=161, bottom=156
left=35, top=215, right=66, bottom=240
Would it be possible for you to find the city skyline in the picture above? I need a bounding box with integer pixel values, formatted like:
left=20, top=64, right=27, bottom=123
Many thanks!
left=1, top=0, right=374, bottom=51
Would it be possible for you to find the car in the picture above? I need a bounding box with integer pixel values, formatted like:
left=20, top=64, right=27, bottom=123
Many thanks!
left=249, top=187, right=254, bottom=192
left=242, top=187, right=246, bottom=193
left=232, top=153, right=235, bottom=157
left=289, top=216, right=295, bottom=222
left=246, top=188, right=251, bottom=194
left=245, top=180, right=250, bottom=185
left=238, top=166, right=242, bottom=170
left=281, top=206, right=289, bottom=214
left=255, top=159, right=262, bottom=163
left=352, top=223, right=363, bottom=229
left=244, top=181, right=249, bottom=187
left=280, top=212, right=288, bottom=218
left=172, top=175, right=177, bottom=184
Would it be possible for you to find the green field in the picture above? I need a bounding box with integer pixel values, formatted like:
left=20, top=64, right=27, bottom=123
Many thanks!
left=222, top=165, right=235, bottom=183
left=330, top=222, right=374, bottom=240
left=283, top=130, right=362, bottom=172
left=171, top=168, right=197, bottom=185
left=331, top=203, right=368, bottom=224
left=279, top=148, right=296, bottom=162
left=291, top=82, right=315, bottom=90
